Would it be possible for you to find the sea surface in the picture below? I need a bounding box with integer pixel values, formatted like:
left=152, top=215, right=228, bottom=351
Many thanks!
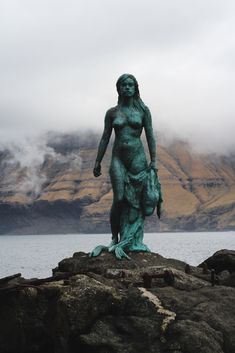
left=0, top=232, right=235, bottom=278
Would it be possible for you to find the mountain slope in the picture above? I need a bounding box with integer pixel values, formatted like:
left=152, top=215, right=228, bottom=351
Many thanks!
left=0, top=133, right=234, bottom=234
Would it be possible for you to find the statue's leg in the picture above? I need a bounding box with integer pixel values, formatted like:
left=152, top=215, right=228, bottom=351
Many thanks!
left=111, top=151, right=150, bottom=259
left=109, top=157, right=125, bottom=245
left=110, top=204, right=122, bottom=244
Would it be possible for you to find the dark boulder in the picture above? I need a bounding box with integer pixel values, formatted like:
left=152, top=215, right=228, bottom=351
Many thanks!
left=199, top=249, right=235, bottom=274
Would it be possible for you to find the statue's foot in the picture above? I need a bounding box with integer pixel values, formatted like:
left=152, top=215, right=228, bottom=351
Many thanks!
left=128, top=243, right=151, bottom=252
left=115, top=246, right=131, bottom=260
left=89, top=245, right=108, bottom=257
left=108, top=243, right=131, bottom=260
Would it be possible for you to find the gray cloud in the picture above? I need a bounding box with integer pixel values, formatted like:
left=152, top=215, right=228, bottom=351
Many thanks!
left=0, top=0, right=235, bottom=153
left=1, top=134, right=82, bottom=196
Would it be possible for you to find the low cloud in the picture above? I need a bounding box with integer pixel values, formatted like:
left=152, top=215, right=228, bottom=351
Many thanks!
left=0, top=0, right=235, bottom=154
left=1, top=134, right=82, bottom=196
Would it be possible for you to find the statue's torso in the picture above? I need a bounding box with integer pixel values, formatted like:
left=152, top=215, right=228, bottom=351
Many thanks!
left=110, top=107, right=148, bottom=173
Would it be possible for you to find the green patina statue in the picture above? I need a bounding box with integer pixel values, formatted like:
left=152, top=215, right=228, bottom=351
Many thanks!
left=90, top=74, right=162, bottom=259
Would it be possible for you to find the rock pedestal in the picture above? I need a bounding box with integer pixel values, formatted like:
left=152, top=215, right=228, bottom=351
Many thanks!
left=0, top=251, right=235, bottom=353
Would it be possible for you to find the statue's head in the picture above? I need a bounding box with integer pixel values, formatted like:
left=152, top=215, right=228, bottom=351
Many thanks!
left=116, top=74, right=140, bottom=100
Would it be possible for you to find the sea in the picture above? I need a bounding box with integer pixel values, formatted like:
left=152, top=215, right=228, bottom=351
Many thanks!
left=0, top=231, right=235, bottom=279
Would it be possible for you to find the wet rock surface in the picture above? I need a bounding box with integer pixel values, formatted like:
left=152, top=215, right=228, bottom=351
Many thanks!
left=0, top=250, right=235, bottom=353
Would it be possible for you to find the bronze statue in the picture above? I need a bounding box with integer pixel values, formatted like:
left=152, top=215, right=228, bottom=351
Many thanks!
left=90, top=74, right=162, bottom=259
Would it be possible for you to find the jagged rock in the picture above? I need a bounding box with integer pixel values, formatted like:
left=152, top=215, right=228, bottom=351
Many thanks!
left=0, top=251, right=235, bottom=353
left=168, top=319, right=224, bottom=353
left=158, top=284, right=235, bottom=351
left=199, top=249, right=235, bottom=273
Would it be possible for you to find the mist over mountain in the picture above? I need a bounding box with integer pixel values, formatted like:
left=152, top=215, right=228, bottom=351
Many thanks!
left=0, top=130, right=234, bottom=235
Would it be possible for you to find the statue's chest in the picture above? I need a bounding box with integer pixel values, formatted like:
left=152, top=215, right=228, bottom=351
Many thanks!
left=113, top=111, right=143, bottom=129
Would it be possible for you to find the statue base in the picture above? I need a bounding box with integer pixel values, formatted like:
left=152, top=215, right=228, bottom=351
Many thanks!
left=90, top=239, right=150, bottom=260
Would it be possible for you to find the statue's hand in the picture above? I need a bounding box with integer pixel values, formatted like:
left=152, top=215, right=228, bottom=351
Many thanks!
left=93, top=161, right=102, bottom=177
left=89, top=245, right=107, bottom=257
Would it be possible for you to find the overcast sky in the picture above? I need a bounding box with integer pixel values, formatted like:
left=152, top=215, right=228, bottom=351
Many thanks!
left=0, top=0, right=235, bottom=153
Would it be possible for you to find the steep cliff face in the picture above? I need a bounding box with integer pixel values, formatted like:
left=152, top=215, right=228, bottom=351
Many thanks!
left=0, top=133, right=234, bottom=234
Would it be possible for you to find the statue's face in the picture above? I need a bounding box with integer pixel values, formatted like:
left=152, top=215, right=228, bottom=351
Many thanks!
left=119, top=77, right=135, bottom=98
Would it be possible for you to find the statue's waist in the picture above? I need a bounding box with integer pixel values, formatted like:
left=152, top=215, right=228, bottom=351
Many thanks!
left=113, top=138, right=143, bottom=150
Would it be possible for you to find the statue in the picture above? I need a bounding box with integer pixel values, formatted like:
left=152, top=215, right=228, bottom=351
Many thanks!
left=90, top=74, right=162, bottom=259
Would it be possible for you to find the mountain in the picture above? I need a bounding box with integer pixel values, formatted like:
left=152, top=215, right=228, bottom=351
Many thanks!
left=0, top=132, right=235, bottom=234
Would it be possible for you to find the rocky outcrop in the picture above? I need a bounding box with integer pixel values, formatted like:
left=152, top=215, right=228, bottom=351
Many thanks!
left=0, top=250, right=235, bottom=353
left=0, top=132, right=235, bottom=233
left=200, top=249, right=235, bottom=273
left=199, top=249, right=235, bottom=287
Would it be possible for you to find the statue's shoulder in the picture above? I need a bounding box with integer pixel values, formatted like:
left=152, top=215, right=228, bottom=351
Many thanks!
left=143, top=105, right=150, bottom=114
left=142, top=105, right=152, bottom=119
left=106, top=106, right=118, bottom=117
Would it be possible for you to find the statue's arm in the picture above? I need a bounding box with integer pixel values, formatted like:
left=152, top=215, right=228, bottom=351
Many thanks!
left=93, top=110, right=113, bottom=177
left=143, top=107, right=157, bottom=170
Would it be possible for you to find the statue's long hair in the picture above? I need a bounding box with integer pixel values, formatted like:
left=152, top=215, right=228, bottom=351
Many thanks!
left=116, top=74, right=147, bottom=112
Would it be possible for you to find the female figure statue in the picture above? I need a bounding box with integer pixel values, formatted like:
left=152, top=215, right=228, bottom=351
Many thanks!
left=90, top=74, right=162, bottom=259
